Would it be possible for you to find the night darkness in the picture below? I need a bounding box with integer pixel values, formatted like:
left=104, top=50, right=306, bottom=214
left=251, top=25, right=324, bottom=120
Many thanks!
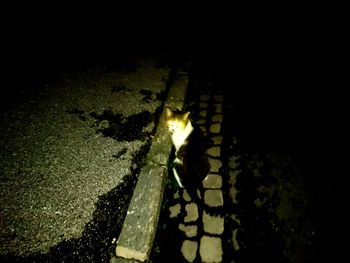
left=2, top=8, right=348, bottom=262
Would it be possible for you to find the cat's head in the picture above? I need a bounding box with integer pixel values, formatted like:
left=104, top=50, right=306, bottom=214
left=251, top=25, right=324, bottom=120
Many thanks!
left=165, top=108, right=190, bottom=133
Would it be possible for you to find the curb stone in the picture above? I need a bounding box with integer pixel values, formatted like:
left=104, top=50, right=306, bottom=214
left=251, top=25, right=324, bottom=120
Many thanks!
left=114, top=71, right=188, bottom=262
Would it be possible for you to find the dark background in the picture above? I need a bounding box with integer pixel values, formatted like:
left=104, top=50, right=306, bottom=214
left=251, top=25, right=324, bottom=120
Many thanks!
left=2, top=7, right=347, bottom=261
left=3, top=4, right=347, bottom=212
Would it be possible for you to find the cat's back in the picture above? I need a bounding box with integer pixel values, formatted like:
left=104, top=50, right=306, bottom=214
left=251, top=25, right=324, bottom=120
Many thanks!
left=188, top=122, right=208, bottom=150
left=181, top=122, right=209, bottom=163
left=181, top=122, right=210, bottom=187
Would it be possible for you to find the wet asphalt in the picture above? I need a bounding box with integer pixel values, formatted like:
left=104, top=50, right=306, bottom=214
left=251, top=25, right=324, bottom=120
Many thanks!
left=0, top=54, right=172, bottom=262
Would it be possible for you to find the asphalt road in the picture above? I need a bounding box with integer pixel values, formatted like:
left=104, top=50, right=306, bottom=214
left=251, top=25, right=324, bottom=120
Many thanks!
left=0, top=55, right=170, bottom=262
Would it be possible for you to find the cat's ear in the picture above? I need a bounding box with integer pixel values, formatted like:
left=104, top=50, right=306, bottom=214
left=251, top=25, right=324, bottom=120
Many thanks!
left=183, top=111, right=190, bottom=120
left=165, top=108, right=173, bottom=119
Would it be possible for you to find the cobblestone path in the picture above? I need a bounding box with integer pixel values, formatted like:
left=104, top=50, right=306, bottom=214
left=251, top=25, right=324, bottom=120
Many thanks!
left=168, top=92, right=226, bottom=263
left=150, top=68, right=336, bottom=262
left=150, top=80, right=235, bottom=263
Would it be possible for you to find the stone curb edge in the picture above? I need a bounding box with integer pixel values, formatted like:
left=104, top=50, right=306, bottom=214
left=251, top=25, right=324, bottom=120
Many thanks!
left=114, top=71, right=189, bottom=262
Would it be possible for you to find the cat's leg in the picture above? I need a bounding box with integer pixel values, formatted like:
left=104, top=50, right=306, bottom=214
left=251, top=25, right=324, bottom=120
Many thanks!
left=173, top=167, right=184, bottom=188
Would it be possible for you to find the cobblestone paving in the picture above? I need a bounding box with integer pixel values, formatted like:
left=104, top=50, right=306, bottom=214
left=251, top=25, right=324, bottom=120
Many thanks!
left=151, top=74, right=338, bottom=262
left=164, top=90, right=226, bottom=263
left=151, top=52, right=345, bottom=262
left=178, top=93, right=224, bottom=262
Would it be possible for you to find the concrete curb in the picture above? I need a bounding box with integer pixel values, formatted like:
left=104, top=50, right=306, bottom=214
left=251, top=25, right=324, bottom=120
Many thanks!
left=115, top=72, right=188, bottom=262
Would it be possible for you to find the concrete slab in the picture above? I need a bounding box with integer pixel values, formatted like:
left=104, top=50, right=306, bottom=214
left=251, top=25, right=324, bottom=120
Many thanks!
left=115, top=165, right=167, bottom=261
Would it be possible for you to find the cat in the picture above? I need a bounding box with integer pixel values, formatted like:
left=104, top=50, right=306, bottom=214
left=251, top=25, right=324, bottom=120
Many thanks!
left=165, top=108, right=210, bottom=198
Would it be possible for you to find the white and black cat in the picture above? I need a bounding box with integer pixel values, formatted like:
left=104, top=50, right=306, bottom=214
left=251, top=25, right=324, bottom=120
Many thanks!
left=165, top=108, right=210, bottom=197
